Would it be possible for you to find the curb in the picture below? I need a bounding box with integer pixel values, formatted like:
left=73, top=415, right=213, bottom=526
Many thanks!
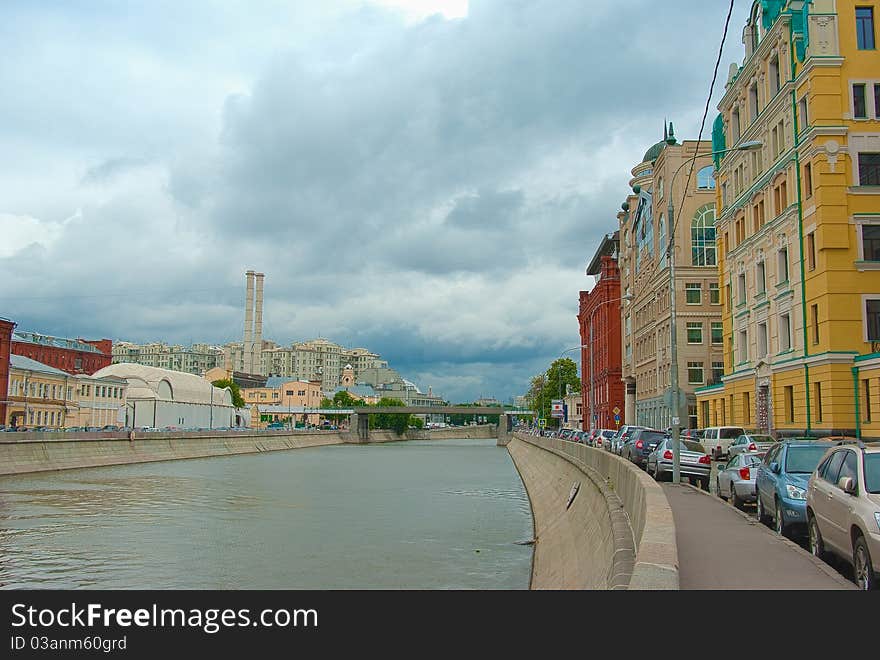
left=678, top=482, right=856, bottom=590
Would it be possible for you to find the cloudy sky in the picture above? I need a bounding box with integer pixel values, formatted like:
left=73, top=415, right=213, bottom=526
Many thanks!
left=0, top=0, right=749, bottom=403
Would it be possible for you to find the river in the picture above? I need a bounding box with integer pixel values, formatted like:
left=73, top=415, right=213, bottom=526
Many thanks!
left=0, top=438, right=534, bottom=589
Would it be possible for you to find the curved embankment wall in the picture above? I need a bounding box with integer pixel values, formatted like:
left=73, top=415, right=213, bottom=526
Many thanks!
left=508, top=434, right=678, bottom=590
left=0, top=431, right=346, bottom=476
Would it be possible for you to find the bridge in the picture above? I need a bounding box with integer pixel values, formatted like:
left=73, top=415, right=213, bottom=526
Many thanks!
left=344, top=407, right=536, bottom=444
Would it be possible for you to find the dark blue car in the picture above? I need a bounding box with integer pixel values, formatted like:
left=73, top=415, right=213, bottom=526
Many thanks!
left=756, top=439, right=837, bottom=537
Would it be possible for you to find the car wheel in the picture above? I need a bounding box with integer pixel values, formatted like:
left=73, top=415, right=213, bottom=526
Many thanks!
left=808, top=514, right=828, bottom=561
left=717, top=477, right=727, bottom=500
left=730, top=484, right=742, bottom=510
left=757, top=494, right=771, bottom=525
left=774, top=499, right=788, bottom=537
left=854, top=535, right=877, bottom=591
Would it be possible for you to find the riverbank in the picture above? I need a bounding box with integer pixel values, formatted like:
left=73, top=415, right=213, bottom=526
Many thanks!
left=507, top=433, right=679, bottom=590
left=0, top=425, right=499, bottom=476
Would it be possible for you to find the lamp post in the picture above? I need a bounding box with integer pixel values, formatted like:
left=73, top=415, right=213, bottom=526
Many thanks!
left=666, top=139, right=762, bottom=484
left=557, top=345, right=589, bottom=429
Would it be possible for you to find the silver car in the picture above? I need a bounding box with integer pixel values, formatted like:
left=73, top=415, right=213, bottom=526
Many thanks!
left=646, top=437, right=713, bottom=489
left=716, top=451, right=765, bottom=509
left=728, top=434, right=776, bottom=458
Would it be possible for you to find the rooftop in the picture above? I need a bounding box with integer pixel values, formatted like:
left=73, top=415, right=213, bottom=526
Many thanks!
left=9, top=354, right=71, bottom=377
left=14, top=331, right=104, bottom=354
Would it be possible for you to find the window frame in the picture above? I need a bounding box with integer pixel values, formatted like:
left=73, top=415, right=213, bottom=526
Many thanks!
left=857, top=6, right=876, bottom=50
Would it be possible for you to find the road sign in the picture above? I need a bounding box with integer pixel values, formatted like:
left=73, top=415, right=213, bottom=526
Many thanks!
left=550, top=399, right=564, bottom=418
left=614, top=414, right=621, bottom=424
left=613, top=406, right=621, bottom=415
left=538, top=418, right=546, bottom=428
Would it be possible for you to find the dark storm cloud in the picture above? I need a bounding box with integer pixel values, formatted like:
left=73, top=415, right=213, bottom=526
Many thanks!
left=0, top=0, right=751, bottom=402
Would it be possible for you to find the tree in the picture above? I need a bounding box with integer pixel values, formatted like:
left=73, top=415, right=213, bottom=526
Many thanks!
left=332, top=390, right=362, bottom=408
left=212, top=378, right=245, bottom=408
left=525, top=359, right=581, bottom=428
left=372, top=397, right=409, bottom=435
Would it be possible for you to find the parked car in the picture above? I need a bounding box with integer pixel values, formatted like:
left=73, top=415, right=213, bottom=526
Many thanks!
left=593, top=429, right=616, bottom=449
left=700, top=426, right=746, bottom=460
left=681, top=428, right=704, bottom=440
left=728, top=433, right=776, bottom=458
left=101, top=425, right=121, bottom=432
left=806, top=441, right=880, bottom=590
left=611, top=425, right=648, bottom=455
left=716, top=451, right=765, bottom=509
left=756, top=439, right=838, bottom=537
left=622, top=429, right=667, bottom=469
left=646, top=437, right=713, bottom=489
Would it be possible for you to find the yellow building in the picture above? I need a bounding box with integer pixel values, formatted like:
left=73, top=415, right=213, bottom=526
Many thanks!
left=697, top=0, right=880, bottom=438
left=242, top=378, right=324, bottom=428
left=6, top=355, right=127, bottom=429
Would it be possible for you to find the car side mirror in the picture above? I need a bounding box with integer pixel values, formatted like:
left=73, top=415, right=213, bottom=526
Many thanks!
left=770, top=462, right=781, bottom=474
left=838, top=476, right=856, bottom=495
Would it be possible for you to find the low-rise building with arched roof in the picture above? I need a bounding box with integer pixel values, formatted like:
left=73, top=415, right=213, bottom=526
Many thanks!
left=92, top=363, right=238, bottom=429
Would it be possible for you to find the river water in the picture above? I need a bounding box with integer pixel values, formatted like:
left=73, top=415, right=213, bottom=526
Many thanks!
left=0, top=439, right=534, bottom=589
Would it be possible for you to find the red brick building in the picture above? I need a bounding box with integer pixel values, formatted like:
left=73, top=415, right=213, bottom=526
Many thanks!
left=578, top=233, right=624, bottom=431
left=0, top=318, right=15, bottom=426
left=11, top=331, right=112, bottom=376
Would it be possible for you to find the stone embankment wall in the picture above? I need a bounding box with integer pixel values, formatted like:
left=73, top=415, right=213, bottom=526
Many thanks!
left=0, top=425, right=499, bottom=476
left=508, top=433, right=678, bottom=590
left=0, top=430, right=346, bottom=476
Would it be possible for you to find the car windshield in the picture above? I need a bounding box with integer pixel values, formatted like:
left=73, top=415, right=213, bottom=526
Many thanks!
left=785, top=445, right=833, bottom=474
left=641, top=432, right=665, bottom=442
left=865, top=455, right=880, bottom=494
left=743, top=454, right=763, bottom=466
left=750, top=435, right=774, bottom=443
left=720, top=428, right=745, bottom=439
left=681, top=440, right=704, bottom=453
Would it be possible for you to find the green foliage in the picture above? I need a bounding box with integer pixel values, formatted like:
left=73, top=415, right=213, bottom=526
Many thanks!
left=332, top=390, right=362, bottom=408
left=408, top=416, right=425, bottom=429
left=212, top=379, right=245, bottom=408
left=372, top=397, right=409, bottom=435
left=525, top=358, right=581, bottom=428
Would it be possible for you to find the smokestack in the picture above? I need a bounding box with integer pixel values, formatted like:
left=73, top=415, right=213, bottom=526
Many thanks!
left=254, top=272, right=265, bottom=375
left=244, top=270, right=255, bottom=373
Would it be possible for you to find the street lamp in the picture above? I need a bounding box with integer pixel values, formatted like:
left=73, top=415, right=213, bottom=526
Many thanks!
left=666, top=140, right=763, bottom=484
left=557, top=345, right=590, bottom=429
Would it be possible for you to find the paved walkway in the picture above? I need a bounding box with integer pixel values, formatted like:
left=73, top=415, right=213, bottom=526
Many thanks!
left=661, top=483, right=855, bottom=590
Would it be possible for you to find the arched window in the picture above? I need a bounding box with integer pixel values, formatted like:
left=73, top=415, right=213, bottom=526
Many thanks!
left=692, top=204, right=717, bottom=266
left=697, top=166, right=716, bottom=190
left=658, top=213, right=666, bottom=261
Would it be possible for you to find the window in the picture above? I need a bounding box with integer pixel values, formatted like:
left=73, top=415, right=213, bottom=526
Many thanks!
left=876, top=84, right=880, bottom=118
left=769, top=55, right=780, bottom=96
left=691, top=205, right=717, bottom=265
left=687, top=323, right=703, bottom=344
left=857, top=7, right=875, bottom=50
left=743, top=392, right=751, bottom=425
left=688, top=362, right=704, bottom=384
left=865, top=379, right=873, bottom=422
left=657, top=177, right=664, bottom=199
left=778, top=247, right=789, bottom=283
left=712, top=322, right=723, bottom=345
left=867, top=299, right=880, bottom=340
left=811, top=304, right=820, bottom=345
left=738, top=273, right=747, bottom=305
left=799, top=96, right=809, bottom=127
left=732, top=107, right=741, bottom=142
left=807, top=232, right=816, bottom=270
left=738, top=329, right=748, bottom=363
left=814, top=382, right=823, bottom=423
left=697, top=166, right=716, bottom=190
left=804, top=161, right=813, bottom=197
left=712, top=361, right=724, bottom=382
left=758, top=322, right=769, bottom=357
left=785, top=385, right=795, bottom=423
left=860, top=153, right=880, bottom=185
left=780, top=312, right=792, bottom=351
left=757, top=260, right=766, bottom=294
left=709, top=283, right=720, bottom=305
left=822, top=450, right=846, bottom=484
left=854, top=83, right=868, bottom=118
left=753, top=199, right=765, bottom=232
left=686, top=283, right=702, bottom=304
left=749, top=83, right=759, bottom=121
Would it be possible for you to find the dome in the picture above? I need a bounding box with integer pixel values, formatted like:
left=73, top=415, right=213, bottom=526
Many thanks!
left=643, top=140, right=666, bottom=164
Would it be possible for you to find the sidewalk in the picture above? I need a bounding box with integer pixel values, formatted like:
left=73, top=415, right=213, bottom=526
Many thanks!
left=661, top=483, right=855, bottom=590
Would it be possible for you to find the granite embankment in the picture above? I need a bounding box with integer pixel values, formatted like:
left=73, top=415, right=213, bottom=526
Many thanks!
left=0, top=425, right=499, bottom=476
left=507, top=433, right=679, bottom=590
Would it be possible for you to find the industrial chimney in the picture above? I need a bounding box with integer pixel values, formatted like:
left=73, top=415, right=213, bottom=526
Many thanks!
left=244, top=270, right=255, bottom=373
left=254, top=272, right=265, bottom=376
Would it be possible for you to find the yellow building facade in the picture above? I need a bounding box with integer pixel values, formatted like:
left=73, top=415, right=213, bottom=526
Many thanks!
left=698, top=0, right=880, bottom=438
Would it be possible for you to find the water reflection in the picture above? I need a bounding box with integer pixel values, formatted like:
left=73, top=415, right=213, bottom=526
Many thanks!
left=0, top=438, right=533, bottom=589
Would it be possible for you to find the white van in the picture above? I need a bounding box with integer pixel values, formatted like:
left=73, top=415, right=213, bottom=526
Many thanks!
left=701, top=426, right=746, bottom=460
